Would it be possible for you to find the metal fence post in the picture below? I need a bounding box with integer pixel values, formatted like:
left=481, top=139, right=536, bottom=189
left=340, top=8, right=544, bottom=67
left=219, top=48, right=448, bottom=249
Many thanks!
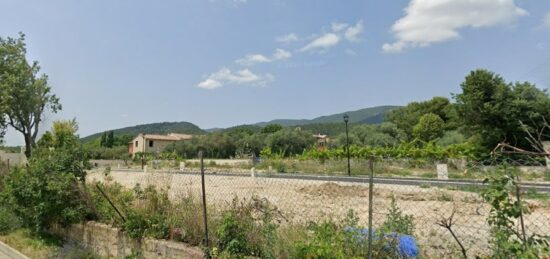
left=368, top=157, right=374, bottom=259
left=199, top=151, right=210, bottom=250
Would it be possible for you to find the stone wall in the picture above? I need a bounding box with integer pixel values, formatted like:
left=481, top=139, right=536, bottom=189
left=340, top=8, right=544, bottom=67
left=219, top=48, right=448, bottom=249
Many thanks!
left=60, top=222, right=203, bottom=259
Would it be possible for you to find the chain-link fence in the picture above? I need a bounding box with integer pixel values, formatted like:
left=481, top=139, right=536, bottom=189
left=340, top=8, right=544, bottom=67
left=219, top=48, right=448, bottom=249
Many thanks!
left=88, top=155, right=550, bottom=258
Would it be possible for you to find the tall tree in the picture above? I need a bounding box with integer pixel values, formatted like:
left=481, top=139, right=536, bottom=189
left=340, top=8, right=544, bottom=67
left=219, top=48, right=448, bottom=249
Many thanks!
left=99, top=132, right=106, bottom=147
left=454, top=69, right=550, bottom=150
left=106, top=131, right=114, bottom=148
left=0, top=33, right=61, bottom=157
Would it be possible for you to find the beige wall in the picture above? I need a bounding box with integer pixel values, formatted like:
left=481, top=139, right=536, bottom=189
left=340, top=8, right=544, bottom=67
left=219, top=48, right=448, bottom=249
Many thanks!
left=129, top=135, right=176, bottom=156
left=59, top=221, right=203, bottom=258
left=143, top=140, right=174, bottom=153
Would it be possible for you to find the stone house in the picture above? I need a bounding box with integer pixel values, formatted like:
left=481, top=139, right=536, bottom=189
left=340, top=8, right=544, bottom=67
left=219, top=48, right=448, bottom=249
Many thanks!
left=128, top=133, right=192, bottom=157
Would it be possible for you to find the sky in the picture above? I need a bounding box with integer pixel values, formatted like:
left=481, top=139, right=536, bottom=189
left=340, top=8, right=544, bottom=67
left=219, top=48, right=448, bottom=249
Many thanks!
left=1, top=0, right=550, bottom=145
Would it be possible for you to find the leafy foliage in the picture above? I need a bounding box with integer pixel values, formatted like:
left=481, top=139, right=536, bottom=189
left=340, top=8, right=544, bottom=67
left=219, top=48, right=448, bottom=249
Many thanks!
left=380, top=196, right=415, bottom=235
left=482, top=166, right=550, bottom=258
left=412, top=113, right=445, bottom=142
left=0, top=33, right=61, bottom=157
left=454, top=69, right=550, bottom=151
left=1, top=120, right=90, bottom=234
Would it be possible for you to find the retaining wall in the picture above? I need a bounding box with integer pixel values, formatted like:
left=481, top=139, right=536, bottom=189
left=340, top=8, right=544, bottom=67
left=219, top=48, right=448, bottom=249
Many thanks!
left=60, top=222, right=203, bottom=259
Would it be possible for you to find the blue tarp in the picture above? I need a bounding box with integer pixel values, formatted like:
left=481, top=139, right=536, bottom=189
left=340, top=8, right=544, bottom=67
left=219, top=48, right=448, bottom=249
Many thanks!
left=344, top=227, right=419, bottom=258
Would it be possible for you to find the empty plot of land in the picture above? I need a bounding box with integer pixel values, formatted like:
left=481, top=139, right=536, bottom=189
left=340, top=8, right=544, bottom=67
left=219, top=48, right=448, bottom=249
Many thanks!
left=88, top=170, right=550, bottom=258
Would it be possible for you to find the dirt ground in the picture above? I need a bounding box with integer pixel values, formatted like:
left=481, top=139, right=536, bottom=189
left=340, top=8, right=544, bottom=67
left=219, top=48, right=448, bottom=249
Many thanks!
left=87, top=169, right=550, bottom=258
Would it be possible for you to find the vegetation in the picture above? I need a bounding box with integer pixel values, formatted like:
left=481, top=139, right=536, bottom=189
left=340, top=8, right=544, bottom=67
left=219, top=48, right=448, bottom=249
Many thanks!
left=482, top=165, right=550, bottom=258
left=1, top=120, right=90, bottom=234
left=0, top=33, right=61, bottom=157
left=80, top=121, right=205, bottom=143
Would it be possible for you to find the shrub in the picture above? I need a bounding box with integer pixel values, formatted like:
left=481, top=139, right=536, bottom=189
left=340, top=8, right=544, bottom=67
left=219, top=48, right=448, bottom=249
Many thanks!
left=294, top=210, right=368, bottom=258
left=2, top=163, right=89, bottom=234
left=381, top=196, right=415, bottom=236
left=213, top=196, right=281, bottom=258
left=482, top=166, right=550, bottom=257
left=0, top=206, right=20, bottom=234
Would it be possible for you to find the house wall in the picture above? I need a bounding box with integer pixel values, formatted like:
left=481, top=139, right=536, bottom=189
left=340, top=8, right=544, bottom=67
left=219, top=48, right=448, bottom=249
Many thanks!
left=129, top=135, right=176, bottom=157
left=143, top=140, right=175, bottom=154
left=129, top=135, right=145, bottom=157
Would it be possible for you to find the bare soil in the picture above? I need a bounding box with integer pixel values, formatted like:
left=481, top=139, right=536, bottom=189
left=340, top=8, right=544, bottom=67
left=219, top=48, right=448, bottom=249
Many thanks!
left=88, top=169, right=550, bottom=258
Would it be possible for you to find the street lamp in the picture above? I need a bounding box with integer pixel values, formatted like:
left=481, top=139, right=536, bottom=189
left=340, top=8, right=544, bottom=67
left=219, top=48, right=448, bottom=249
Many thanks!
left=343, top=114, right=351, bottom=176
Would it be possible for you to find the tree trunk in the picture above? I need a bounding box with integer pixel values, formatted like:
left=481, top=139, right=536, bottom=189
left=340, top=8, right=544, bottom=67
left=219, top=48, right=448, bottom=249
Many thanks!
left=24, top=132, right=32, bottom=158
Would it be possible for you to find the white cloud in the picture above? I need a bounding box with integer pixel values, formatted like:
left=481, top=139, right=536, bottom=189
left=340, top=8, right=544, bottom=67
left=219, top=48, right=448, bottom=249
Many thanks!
left=276, top=33, right=299, bottom=43
left=235, top=48, right=292, bottom=66
left=345, top=20, right=363, bottom=42
left=197, top=78, right=223, bottom=89
left=197, top=68, right=274, bottom=89
left=273, top=48, right=292, bottom=60
left=331, top=22, right=349, bottom=32
left=383, top=0, right=527, bottom=53
left=236, top=54, right=271, bottom=66
left=541, top=12, right=550, bottom=29
left=300, top=33, right=340, bottom=52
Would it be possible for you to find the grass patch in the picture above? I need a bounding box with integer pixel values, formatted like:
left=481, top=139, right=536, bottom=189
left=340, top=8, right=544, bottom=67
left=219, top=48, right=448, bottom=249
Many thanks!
left=523, top=188, right=550, bottom=201
left=0, top=229, right=61, bottom=258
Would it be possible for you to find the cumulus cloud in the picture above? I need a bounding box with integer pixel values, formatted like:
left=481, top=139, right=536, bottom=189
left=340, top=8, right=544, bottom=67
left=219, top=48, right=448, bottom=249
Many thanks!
left=236, top=54, right=271, bottom=66
left=273, top=48, right=292, bottom=60
left=235, top=48, right=292, bottom=66
left=300, top=33, right=340, bottom=52
left=345, top=20, right=363, bottom=42
left=197, top=68, right=274, bottom=89
left=383, top=0, right=527, bottom=53
left=276, top=33, right=299, bottom=43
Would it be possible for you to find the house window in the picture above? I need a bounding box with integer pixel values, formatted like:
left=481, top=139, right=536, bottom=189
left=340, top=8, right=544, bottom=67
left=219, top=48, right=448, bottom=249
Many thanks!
left=135, top=141, right=138, bottom=147
left=149, top=140, right=154, bottom=147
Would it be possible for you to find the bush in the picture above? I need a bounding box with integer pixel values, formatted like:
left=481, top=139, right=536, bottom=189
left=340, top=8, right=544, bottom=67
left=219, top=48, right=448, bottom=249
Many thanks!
left=213, top=196, right=281, bottom=258
left=380, top=196, right=415, bottom=235
left=2, top=150, right=90, bottom=234
left=0, top=206, right=20, bottom=234
left=294, top=210, right=367, bottom=258
left=482, top=166, right=550, bottom=257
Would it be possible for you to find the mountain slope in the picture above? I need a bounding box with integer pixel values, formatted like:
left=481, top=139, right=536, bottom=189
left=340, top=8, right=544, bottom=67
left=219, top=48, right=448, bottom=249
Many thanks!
left=81, top=121, right=205, bottom=142
left=255, top=105, right=399, bottom=127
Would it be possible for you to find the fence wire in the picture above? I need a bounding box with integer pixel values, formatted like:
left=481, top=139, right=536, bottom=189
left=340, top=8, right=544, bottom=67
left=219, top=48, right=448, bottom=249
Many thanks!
left=89, top=156, right=550, bottom=258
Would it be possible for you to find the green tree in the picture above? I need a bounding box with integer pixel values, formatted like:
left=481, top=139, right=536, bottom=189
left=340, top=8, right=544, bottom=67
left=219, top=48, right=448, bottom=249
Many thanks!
left=412, top=113, right=445, bottom=142
left=267, top=129, right=315, bottom=156
left=100, top=132, right=107, bottom=147
left=454, top=69, right=550, bottom=151
left=261, top=124, right=283, bottom=134
left=106, top=131, right=115, bottom=148
left=387, top=97, right=453, bottom=139
left=0, top=33, right=61, bottom=157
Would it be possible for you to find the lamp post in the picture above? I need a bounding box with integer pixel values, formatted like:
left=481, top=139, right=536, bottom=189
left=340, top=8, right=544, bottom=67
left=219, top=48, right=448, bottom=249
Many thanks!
left=343, top=114, right=351, bottom=176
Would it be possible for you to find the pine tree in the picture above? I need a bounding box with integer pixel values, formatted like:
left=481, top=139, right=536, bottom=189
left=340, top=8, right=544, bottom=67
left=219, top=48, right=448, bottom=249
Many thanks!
left=100, top=132, right=107, bottom=147
left=106, top=131, right=114, bottom=148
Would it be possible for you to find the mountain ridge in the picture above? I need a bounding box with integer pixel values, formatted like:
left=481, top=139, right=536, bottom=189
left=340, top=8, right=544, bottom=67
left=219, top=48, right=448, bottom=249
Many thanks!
left=81, top=105, right=400, bottom=141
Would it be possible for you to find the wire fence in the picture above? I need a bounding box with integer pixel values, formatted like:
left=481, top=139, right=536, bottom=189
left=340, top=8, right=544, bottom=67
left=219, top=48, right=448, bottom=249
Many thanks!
left=88, top=155, right=550, bottom=258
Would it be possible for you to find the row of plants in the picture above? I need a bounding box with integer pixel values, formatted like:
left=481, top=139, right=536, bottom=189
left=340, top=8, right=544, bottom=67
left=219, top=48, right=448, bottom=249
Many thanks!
left=299, top=141, right=483, bottom=162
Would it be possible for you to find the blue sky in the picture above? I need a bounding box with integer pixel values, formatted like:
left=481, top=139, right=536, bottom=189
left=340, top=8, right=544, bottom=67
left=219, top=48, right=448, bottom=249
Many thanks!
left=1, top=0, right=550, bottom=145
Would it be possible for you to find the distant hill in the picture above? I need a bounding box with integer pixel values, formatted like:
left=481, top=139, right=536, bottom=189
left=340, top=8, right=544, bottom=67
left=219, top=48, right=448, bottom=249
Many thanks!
left=82, top=105, right=400, bottom=142
left=81, top=121, right=205, bottom=142
left=255, top=105, right=399, bottom=127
